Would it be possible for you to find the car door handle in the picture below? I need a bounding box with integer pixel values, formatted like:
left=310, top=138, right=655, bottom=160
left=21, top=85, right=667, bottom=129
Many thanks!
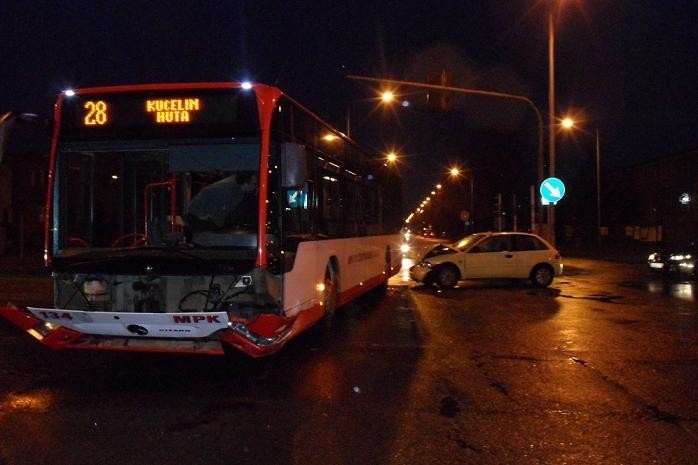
left=505, top=254, right=513, bottom=258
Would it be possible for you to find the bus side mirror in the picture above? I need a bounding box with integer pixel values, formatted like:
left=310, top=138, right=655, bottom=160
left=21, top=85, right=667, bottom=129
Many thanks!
left=281, top=143, right=310, bottom=187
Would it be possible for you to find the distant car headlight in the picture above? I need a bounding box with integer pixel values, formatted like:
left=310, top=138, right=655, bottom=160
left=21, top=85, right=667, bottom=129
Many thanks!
left=670, top=254, right=690, bottom=261
left=400, top=243, right=410, bottom=254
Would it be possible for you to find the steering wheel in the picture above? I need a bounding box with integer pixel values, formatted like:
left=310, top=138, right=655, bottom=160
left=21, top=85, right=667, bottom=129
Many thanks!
left=68, top=236, right=90, bottom=248
left=111, top=233, right=147, bottom=248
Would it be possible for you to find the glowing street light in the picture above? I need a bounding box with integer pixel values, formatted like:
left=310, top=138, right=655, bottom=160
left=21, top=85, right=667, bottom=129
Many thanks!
left=345, top=89, right=398, bottom=138
left=449, top=166, right=475, bottom=233
left=380, top=90, right=395, bottom=104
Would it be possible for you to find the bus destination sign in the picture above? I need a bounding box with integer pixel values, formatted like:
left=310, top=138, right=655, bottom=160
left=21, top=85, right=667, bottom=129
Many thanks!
left=82, top=98, right=203, bottom=126
left=60, top=88, right=260, bottom=141
left=145, top=98, right=201, bottom=124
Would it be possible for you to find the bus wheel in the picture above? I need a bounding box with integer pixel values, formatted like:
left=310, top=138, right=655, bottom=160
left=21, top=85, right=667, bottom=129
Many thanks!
left=321, top=264, right=338, bottom=327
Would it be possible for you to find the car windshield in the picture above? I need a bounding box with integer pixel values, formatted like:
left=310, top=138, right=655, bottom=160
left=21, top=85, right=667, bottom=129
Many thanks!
left=451, top=233, right=487, bottom=252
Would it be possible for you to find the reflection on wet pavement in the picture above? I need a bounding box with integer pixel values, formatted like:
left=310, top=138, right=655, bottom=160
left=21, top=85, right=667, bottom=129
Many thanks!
left=647, top=280, right=695, bottom=302
left=1, top=390, right=54, bottom=412
left=392, top=257, right=416, bottom=286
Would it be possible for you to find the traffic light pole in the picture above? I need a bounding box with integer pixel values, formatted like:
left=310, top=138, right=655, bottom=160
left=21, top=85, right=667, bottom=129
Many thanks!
left=346, top=75, right=546, bottom=235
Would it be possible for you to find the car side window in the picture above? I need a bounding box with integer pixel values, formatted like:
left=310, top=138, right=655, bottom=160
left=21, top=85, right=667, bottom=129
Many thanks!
left=514, top=235, right=546, bottom=251
left=473, top=236, right=511, bottom=253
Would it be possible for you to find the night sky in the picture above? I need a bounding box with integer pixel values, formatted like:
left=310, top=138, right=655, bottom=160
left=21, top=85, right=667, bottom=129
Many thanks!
left=2, top=0, right=697, bottom=211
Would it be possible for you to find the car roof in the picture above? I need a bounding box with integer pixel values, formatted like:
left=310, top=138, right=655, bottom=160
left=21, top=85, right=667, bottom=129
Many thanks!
left=474, top=231, right=556, bottom=247
left=480, top=232, right=542, bottom=237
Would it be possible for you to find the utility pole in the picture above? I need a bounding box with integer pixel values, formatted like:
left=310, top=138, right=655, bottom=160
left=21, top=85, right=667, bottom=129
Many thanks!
left=548, top=11, right=557, bottom=246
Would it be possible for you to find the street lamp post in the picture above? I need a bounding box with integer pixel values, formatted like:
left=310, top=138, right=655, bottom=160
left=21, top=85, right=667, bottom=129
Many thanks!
left=450, top=167, right=475, bottom=234
left=591, top=131, right=602, bottom=248
left=548, top=10, right=557, bottom=246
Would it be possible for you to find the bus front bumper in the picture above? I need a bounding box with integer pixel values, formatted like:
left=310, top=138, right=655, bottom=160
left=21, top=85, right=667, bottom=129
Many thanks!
left=0, top=304, right=294, bottom=358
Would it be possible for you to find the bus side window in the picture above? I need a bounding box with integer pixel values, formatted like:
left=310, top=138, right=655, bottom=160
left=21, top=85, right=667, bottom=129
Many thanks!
left=344, top=177, right=367, bottom=236
left=320, top=169, right=342, bottom=237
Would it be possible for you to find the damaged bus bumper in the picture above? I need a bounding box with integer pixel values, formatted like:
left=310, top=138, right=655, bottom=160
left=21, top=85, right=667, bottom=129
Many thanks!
left=0, top=304, right=295, bottom=358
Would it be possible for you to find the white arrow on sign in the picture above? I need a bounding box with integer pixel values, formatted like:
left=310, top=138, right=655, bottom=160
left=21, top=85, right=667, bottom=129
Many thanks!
left=543, top=181, right=562, bottom=199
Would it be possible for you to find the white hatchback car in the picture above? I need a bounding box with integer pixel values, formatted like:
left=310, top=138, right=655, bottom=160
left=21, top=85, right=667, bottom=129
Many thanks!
left=410, top=232, right=563, bottom=288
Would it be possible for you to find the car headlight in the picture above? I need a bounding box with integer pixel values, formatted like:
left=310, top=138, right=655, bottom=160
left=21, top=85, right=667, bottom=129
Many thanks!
left=670, top=254, right=690, bottom=261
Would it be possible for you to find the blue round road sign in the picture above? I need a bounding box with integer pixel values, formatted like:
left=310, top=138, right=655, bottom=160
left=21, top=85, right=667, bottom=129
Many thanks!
left=540, top=177, right=566, bottom=203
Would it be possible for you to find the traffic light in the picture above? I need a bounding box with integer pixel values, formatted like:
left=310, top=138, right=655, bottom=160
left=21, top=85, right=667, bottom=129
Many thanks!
left=426, top=69, right=453, bottom=112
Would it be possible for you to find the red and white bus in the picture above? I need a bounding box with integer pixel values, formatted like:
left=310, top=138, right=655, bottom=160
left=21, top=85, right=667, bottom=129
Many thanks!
left=0, top=82, right=403, bottom=357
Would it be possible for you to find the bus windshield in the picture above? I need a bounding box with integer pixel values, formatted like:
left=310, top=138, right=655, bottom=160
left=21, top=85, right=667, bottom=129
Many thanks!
left=56, top=141, right=260, bottom=253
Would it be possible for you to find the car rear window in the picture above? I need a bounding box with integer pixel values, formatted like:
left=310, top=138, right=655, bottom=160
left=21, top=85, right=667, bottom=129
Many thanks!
left=514, top=235, right=547, bottom=251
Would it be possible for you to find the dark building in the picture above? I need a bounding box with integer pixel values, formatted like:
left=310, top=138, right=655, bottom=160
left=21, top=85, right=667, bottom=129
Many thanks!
left=609, top=148, right=698, bottom=247
left=0, top=114, right=49, bottom=256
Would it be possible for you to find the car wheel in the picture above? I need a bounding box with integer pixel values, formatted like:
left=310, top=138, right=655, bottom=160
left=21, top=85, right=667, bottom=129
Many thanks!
left=435, top=264, right=460, bottom=288
left=530, top=264, right=554, bottom=287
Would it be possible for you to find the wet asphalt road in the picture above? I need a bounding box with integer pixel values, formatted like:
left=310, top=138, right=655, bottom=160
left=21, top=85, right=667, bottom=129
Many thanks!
left=0, top=258, right=696, bottom=465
